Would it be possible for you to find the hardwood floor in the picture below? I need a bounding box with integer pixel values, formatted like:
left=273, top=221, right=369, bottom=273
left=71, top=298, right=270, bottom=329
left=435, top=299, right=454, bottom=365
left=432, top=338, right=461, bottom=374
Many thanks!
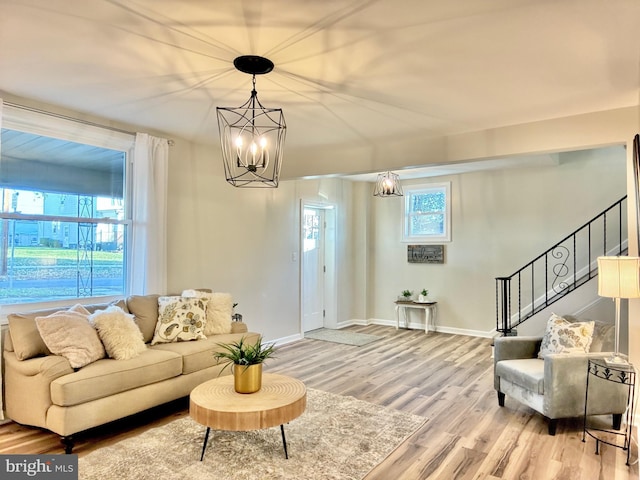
left=0, top=325, right=637, bottom=479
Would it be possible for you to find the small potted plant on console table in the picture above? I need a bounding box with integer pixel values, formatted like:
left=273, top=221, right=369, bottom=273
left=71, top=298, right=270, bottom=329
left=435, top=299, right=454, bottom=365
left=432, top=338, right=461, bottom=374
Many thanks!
left=398, top=290, right=414, bottom=302
left=214, top=336, right=277, bottom=394
left=418, top=289, right=429, bottom=302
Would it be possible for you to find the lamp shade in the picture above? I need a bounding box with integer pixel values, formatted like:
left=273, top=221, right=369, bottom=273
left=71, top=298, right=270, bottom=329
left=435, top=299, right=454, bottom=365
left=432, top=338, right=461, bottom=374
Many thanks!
left=373, top=171, right=403, bottom=197
left=597, top=256, right=640, bottom=299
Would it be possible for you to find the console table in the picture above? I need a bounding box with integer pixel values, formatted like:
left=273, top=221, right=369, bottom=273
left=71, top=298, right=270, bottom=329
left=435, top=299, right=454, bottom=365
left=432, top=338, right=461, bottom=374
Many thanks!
left=394, top=300, right=437, bottom=333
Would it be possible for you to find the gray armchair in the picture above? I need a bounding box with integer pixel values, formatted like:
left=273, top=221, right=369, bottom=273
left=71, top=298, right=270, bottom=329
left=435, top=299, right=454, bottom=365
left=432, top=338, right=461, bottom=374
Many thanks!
left=494, top=332, right=628, bottom=435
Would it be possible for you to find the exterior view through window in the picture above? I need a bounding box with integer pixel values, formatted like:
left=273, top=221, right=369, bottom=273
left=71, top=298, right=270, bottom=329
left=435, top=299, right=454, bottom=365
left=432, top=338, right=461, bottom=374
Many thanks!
left=403, top=182, right=451, bottom=243
left=0, top=128, right=128, bottom=305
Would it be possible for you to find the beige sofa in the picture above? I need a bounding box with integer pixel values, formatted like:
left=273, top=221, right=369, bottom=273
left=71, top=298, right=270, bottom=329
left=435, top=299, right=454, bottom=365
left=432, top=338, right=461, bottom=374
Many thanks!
left=2, top=293, right=260, bottom=453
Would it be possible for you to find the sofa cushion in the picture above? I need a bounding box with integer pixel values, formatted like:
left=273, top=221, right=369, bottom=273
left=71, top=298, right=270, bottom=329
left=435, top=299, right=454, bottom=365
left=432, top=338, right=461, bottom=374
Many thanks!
left=8, top=310, right=54, bottom=360
left=126, top=294, right=160, bottom=343
left=50, top=348, right=182, bottom=406
left=231, top=321, right=248, bottom=334
left=150, top=332, right=259, bottom=375
left=496, top=358, right=545, bottom=395
left=90, top=306, right=147, bottom=360
left=538, top=313, right=594, bottom=359
left=83, top=300, right=129, bottom=315
left=150, top=296, right=208, bottom=345
left=36, top=309, right=106, bottom=369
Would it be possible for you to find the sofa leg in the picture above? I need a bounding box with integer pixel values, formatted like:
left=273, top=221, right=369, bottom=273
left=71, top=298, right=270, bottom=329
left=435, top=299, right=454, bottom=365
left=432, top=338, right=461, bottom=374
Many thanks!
left=548, top=419, right=557, bottom=436
left=497, top=392, right=505, bottom=407
left=612, top=413, right=623, bottom=430
left=61, top=436, right=74, bottom=454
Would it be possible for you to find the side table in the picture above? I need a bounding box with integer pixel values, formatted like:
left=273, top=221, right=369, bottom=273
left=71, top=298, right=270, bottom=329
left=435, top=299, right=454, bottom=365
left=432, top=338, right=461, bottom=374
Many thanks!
left=582, top=358, right=636, bottom=466
left=394, top=301, right=437, bottom=333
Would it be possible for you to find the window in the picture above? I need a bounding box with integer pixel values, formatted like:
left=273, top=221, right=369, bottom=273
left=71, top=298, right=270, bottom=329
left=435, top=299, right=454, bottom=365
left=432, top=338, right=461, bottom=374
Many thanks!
left=402, top=182, right=451, bottom=242
left=0, top=106, right=134, bottom=306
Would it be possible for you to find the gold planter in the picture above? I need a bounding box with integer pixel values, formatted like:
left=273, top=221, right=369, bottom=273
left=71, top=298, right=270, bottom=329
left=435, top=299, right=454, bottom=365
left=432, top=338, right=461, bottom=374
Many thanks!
left=233, top=363, right=263, bottom=394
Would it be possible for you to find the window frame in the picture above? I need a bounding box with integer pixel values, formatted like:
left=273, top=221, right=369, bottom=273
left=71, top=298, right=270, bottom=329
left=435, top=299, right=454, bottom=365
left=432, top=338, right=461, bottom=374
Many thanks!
left=402, top=181, right=451, bottom=243
left=0, top=105, right=135, bottom=314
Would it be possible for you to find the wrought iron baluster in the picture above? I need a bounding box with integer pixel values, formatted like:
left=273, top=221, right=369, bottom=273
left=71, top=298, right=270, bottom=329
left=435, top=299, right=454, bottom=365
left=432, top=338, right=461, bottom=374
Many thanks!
left=495, top=196, right=626, bottom=334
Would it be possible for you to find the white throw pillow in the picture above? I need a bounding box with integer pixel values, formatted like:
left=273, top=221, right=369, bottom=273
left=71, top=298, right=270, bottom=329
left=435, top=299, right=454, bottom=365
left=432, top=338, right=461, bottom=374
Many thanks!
left=151, top=296, right=208, bottom=345
left=181, top=289, right=233, bottom=335
left=538, top=313, right=595, bottom=359
left=36, top=309, right=105, bottom=369
left=205, top=292, right=234, bottom=335
left=90, top=306, right=147, bottom=360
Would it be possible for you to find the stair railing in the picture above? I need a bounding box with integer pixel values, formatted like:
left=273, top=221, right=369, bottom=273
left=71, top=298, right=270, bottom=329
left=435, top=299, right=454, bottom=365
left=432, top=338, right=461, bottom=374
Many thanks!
left=496, top=196, right=627, bottom=335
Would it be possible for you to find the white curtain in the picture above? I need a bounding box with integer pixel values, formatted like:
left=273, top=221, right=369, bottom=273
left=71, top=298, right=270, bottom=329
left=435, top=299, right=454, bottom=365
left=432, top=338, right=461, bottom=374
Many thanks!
left=130, top=133, right=169, bottom=295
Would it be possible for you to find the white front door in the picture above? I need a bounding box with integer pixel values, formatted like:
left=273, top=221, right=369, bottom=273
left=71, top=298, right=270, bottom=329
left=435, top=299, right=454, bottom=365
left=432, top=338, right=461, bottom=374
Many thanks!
left=302, top=207, right=325, bottom=332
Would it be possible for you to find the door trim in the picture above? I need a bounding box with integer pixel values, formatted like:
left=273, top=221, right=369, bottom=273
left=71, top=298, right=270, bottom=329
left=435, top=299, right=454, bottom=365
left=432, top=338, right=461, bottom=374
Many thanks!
left=299, top=200, right=337, bottom=334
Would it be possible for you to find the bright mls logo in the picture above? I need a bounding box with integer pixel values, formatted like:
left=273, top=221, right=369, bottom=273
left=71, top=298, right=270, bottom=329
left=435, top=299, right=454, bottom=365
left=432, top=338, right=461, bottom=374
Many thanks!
left=0, top=455, right=77, bottom=479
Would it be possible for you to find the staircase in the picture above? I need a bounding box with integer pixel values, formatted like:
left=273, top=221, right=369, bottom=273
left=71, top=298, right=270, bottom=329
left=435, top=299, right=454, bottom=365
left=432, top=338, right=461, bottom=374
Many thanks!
left=495, top=196, right=628, bottom=335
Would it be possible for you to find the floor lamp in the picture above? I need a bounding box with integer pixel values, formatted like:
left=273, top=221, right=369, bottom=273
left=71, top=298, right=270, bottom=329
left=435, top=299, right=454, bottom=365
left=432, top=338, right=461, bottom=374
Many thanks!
left=597, top=256, right=640, bottom=366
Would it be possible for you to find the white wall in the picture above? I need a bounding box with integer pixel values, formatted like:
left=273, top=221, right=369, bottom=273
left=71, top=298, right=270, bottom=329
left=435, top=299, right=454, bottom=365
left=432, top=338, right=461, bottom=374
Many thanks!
left=164, top=140, right=365, bottom=343
left=367, top=147, right=627, bottom=336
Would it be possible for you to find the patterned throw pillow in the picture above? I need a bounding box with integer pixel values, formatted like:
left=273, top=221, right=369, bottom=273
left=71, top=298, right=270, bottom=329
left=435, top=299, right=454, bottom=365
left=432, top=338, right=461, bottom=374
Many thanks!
left=538, top=313, right=595, bottom=359
left=150, top=296, right=208, bottom=345
left=182, top=289, right=233, bottom=335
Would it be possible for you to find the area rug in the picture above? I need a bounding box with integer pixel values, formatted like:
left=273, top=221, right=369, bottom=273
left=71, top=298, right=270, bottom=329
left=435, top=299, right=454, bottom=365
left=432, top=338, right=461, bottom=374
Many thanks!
left=79, top=389, right=426, bottom=480
left=304, top=328, right=381, bottom=346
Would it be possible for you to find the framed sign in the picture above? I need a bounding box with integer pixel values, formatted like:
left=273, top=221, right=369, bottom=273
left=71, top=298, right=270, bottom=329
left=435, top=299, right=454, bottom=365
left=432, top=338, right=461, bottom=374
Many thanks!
left=407, top=245, right=444, bottom=264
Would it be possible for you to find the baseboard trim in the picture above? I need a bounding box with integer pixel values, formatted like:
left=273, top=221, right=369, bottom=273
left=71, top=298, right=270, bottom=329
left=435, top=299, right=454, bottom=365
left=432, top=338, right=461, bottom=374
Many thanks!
left=272, top=333, right=303, bottom=346
left=336, top=318, right=497, bottom=338
left=277, top=319, right=497, bottom=344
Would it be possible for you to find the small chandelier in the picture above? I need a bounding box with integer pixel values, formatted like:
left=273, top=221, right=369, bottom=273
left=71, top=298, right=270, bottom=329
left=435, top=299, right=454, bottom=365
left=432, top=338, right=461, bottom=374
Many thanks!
left=373, top=171, right=403, bottom=197
left=217, top=55, right=286, bottom=188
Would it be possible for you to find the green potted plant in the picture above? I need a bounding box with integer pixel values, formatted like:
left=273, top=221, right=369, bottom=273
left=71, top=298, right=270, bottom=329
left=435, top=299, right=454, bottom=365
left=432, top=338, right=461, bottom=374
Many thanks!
left=399, top=289, right=413, bottom=302
left=213, top=336, right=277, bottom=393
left=418, top=289, right=429, bottom=302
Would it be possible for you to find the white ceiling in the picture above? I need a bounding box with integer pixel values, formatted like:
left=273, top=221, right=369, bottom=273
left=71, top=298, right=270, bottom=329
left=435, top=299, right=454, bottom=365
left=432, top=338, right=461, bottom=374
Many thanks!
left=1, top=0, right=639, bottom=178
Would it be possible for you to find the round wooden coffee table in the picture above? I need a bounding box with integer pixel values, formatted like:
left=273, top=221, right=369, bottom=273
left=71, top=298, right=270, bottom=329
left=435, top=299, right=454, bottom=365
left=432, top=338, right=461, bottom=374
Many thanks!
left=190, top=373, right=306, bottom=460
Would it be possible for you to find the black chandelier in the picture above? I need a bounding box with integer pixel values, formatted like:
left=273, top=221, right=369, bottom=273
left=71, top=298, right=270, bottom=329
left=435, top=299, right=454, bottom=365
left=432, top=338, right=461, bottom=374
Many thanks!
left=373, top=171, right=403, bottom=197
left=217, top=55, right=286, bottom=188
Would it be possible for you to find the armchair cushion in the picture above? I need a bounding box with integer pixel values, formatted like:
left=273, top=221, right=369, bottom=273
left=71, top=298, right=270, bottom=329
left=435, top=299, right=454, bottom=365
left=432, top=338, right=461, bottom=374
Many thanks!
left=496, top=358, right=545, bottom=394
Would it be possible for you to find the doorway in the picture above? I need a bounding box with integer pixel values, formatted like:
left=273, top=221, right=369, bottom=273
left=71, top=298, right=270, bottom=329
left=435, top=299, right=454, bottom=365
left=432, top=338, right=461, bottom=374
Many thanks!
left=301, top=203, right=336, bottom=333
